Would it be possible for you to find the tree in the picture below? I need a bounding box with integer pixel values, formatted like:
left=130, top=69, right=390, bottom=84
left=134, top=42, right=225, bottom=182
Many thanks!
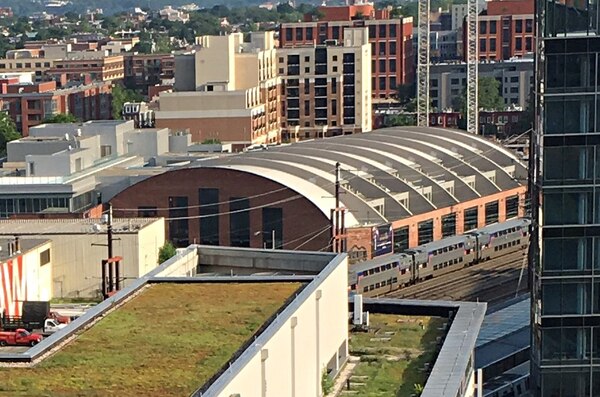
left=44, top=113, right=78, bottom=123
left=132, top=40, right=154, bottom=54
left=158, top=241, right=177, bottom=264
left=0, top=111, right=20, bottom=156
left=478, top=76, right=504, bottom=110
left=111, top=84, right=143, bottom=119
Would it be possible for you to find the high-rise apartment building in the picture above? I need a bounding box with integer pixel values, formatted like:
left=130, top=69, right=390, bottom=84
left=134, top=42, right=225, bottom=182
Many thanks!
left=278, top=27, right=372, bottom=141
left=531, top=1, right=600, bottom=395
left=279, top=4, right=413, bottom=102
left=155, top=32, right=280, bottom=148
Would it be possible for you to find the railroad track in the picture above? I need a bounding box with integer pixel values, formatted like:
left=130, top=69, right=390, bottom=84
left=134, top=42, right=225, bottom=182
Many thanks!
left=381, top=249, right=528, bottom=304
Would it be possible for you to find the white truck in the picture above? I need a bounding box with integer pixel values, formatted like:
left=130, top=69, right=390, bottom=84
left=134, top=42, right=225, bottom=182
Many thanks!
left=42, top=319, right=67, bottom=335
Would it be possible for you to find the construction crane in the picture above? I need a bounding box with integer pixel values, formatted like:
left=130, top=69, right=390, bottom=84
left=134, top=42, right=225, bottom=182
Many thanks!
left=417, top=0, right=478, bottom=134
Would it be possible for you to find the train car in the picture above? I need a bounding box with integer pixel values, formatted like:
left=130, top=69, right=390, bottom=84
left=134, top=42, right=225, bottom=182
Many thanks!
left=407, top=234, right=478, bottom=280
left=468, top=218, right=530, bottom=262
left=349, top=253, right=412, bottom=297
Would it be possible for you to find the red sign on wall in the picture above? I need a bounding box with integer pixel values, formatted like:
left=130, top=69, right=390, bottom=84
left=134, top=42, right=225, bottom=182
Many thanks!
left=0, top=256, right=26, bottom=317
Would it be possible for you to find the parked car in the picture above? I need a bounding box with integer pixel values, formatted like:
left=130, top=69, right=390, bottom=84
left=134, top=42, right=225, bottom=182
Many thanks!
left=0, top=329, right=43, bottom=347
left=48, top=311, right=71, bottom=324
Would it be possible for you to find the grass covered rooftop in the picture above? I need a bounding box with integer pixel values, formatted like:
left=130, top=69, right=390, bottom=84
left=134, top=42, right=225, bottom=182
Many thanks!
left=0, top=282, right=303, bottom=397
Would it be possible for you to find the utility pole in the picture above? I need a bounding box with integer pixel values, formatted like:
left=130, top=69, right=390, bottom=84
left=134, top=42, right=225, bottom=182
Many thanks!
left=272, top=230, right=275, bottom=250
left=107, top=203, right=114, bottom=293
left=335, top=162, right=341, bottom=253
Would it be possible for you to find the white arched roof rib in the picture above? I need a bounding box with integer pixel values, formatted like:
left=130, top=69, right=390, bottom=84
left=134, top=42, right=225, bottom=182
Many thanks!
left=282, top=146, right=436, bottom=216
left=248, top=152, right=407, bottom=220
left=387, top=135, right=503, bottom=193
left=428, top=126, right=527, bottom=167
left=229, top=156, right=390, bottom=224
left=210, top=163, right=362, bottom=227
left=404, top=127, right=527, bottom=181
left=295, top=142, right=442, bottom=210
left=332, top=138, right=467, bottom=204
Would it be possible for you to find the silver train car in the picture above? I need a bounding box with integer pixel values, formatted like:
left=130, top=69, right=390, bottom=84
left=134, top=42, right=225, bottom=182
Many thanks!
left=349, top=218, right=531, bottom=297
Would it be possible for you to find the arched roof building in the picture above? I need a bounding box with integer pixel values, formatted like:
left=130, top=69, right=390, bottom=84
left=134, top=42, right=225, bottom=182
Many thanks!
left=111, top=127, right=527, bottom=259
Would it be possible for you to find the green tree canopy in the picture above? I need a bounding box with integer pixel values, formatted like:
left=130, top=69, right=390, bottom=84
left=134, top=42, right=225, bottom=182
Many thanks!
left=44, top=113, right=79, bottom=124
left=453, top=77, right=505, bottom=115
left=158, top=241, right=177, bottom=264
left=111, top=84, right=143, bottom=119
left=0, top=111, right=20, bottom=156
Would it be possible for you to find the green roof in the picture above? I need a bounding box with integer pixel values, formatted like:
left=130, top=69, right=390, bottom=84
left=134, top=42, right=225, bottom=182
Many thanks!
left=0, top=282, right=303, bottom=397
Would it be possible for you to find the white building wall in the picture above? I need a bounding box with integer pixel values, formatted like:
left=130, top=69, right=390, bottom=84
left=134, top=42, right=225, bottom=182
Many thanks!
left=136, top=219, right=166, bottom=276
left=211, top=256, right=348, bottom=397
left=24, top=241, right=53, bottom=302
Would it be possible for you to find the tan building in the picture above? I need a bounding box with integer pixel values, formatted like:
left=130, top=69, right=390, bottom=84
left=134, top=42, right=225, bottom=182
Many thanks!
left=0, top=50, right=56, bottom=82
left=155, top=32, right=280, bottom=148
left=278, top=27, right=372, bottom=141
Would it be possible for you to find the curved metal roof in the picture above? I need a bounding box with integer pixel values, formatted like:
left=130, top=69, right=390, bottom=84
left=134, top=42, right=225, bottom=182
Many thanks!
left=196, top=126, right=526, bottom=227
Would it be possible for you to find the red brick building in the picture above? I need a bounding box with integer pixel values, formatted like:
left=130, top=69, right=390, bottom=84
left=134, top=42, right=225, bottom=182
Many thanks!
left=279, top=4, right=414, bottom=101
left=123, top=54, right=175, bottom=93
left=47, top=55, right=124, bottom=85
left=0, top=80, right=112, bottom=136
left=110, top=127, right=527, bottom=260
left=467, top=0, right=534, bottom=61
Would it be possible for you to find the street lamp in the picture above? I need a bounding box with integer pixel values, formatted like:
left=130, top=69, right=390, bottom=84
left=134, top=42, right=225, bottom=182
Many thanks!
left=254, top=230, right=276, bottom=249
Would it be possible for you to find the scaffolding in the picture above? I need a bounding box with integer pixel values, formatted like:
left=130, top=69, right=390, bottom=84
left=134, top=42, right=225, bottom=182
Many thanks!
left=416, top=0, right=430, bottom=127
left=466, top=0, right=479, bottom=133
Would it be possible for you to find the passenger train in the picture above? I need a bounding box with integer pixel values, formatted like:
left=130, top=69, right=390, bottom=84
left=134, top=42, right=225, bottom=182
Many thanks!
left=349, top=218, right=531, bottom=297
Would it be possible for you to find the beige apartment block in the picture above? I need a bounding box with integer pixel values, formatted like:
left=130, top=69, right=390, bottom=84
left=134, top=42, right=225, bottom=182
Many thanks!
left=278, top=27, right=372, bottom=141
left=156, top=32, right=280, bottom=148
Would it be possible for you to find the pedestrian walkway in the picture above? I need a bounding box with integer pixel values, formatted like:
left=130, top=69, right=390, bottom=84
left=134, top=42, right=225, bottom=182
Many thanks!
left=328, top=356, right=360, bottom=396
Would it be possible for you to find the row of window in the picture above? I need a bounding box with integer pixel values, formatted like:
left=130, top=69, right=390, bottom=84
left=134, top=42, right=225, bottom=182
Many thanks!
left=358, top=261, right=400, bottom=277
left=362, top=277, right=399, bottom=293
left=491, top=226, right=522, bottom=237
left=431, top=243, right=465, bottom=256
left=433, top=257, right=463, bottom=271
left=493, top=239, right=521, bottom=252
left=480, top=18, right=533, bottom=34
left=0, top=62, right=51, bottom=69
left=543, top=237, right=600, bottom=274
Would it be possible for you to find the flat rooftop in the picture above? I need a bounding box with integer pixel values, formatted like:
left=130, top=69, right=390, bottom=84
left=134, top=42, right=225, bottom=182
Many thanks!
left=0, top=238, right=48, bottom=262
left=0, top=282, right=303, bottom=396
left=0, top=218, right=161, bottom=235
left=348, top=314, right=445, bottom=396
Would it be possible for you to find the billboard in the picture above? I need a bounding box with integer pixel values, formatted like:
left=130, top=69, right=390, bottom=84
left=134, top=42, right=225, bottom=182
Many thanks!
left=372, top=223, right=393, bottom=257
left=0, top=255, right=26, bottom=317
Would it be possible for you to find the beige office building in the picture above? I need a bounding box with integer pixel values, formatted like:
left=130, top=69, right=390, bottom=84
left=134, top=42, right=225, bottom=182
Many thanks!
left=278, top=27, right=372, bottom=141
left=155, top=32, right=280, bottom=148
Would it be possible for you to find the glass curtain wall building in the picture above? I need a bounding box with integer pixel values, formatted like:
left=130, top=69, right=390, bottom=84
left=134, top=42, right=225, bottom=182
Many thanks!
left=532, top=0, right=600, bottom=395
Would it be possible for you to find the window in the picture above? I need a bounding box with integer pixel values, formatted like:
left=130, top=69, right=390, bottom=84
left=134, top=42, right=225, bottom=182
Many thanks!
left=393, top=226, right=409, bottom=253
left=490, top=21, right=496, bottom=34
left=505, top=195, right=519, bottom=218
left=451, top=78, right=460, bottom=85
left=489, top=38, right=496, bottom=52
left=262, top=207, right=283, bottom=249
left=515, top=19, right=523, bottom=33
left=379, top=24, right=387, bottom=38
left=441, top=213, right=456, bottom=237
left=543, top=189, right=595, bottom=225
left=379, top=42, right=386, bottom=55
left=480, top=21, right=487, bottom=34
left=543, top=146, right=594, bottom=182
left=40, top=249, right=50, bottom=266
left=418, top=219, right=434, bottom=245
left=480, top=38, right=487, bottom=52
left=525, top=37, right=532, bottom=51
left=464, top=207, right=478, bottom=231
left=525, top=18, right=533, bottom=32
left=331, top=99, right=337, bottom=115
left=485, top=201, right=499, bottom=225
left=199, top=189, right=219, bottom=245
left=169, top=196, right=189, bottom=247
left=296, top=28, right=303, bottom=40
left=516, top=37, right=523, bottom=50
left=332, top=26, right=340, bottom=39
left=230, top=198, right=250, bottom=247
left=100, top=145, right=112, bottom=157
left=379, top=59, right=386, bottom=73
left=389, top=59, right=396, bottom=73
left=389, top=24, right=397, bottom=36
left=285, top=28, right=293, bottom=41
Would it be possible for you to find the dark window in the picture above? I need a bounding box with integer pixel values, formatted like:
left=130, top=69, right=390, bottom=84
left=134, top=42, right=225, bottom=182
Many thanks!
left=296, top=28, right=303, bottom=40
left=389, top=24, right=397, bottom=36
left=525, top=37, right=532, bottom=51
left=464, top=207, right=478, bottom=231
left=230, top=198, right=250, bottom=247
left=304, top=79, right=310, bottom=94
left=516, top=37, right=523, bottom=50
left=515, top=20, right=523, bottom=33
left=489, top=38, right=496, bottom=52
left=379, top=24, right=386, bottom=38
left=480, top=38, right=487, bottom=52
left=378, top=42, right=386, bottom=55
left=331, top=99, right=337, bottom=115
left=305, top=100, right=310, bottom=116
left=441, top=213, right=456, bottom=237
left=525, top=18, right=533, bottom=32
left=505, top=195, right=519, bottom=218
left=379, top=59, right=386, bottom=72
left=40, top=249, right=50, bottom=266
left=306, top=27, right=313, bottom=40
left=332, top=26, right=340, bottom=39
left=490, top=21, right=497, bottom=34
left=285, top=28, right=293, bottom=41
left=393, top=226, right=409, bottom=253
left=138, top=206, right=158, bottom=217
left=485, top=201, right=499, bottom=225
left=199, top=189, right=219, bottom=245
left=169, top=196, right=189, bottom=247
left=418, top=220, right=434, bottom=245
left=480, top=21, right=487, bottom=34
left=262, top=207, right=283, bottom=249
left=368, top=25, right=376, bottom=38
